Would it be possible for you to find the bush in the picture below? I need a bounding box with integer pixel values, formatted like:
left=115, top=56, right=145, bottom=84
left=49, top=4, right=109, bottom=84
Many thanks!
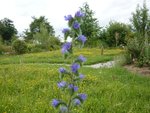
left=0, top=37, right=3, bottom=54
left=126, top=37, right=150, bottom=67
left=127, top=38, right=141, bottom=60
left=12, top=39, right=27, bottom=54
left=27, top=36, right=60, bottom=53
left=32, top=23, right=61, bottom=51
left=0, top=45, right=3, bottom=55
left=0, top=39, right=14, bottom=55
left=1, top=45, right=14, bottom=54
left=124, top=52, right=132, bottom=64
left=138, top=44, right=150, bottom=67
left=29, top=44, right=45, bottom=53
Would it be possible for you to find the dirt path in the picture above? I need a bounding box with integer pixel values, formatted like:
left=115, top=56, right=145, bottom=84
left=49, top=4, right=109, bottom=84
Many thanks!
left=124, top=65, right=150, bottom=77
left=46, top=61, right=116, bottom=68
left=86, top=61, right=116, bottom=68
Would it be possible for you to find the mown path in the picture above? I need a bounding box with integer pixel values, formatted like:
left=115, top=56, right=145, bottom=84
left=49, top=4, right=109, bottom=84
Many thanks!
left=87, top=60, right=115, bottom=68
left=20, top=60, right=116, bottom=69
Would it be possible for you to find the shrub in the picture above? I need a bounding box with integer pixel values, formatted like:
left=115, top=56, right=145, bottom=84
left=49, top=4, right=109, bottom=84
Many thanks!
left=126, top=2, right=150, bottom=67
left=12, top=39, right=27, bottom=54
left=127, top=38, right=141, bottom=60
left=0, top=37, right=3, bottom=54
left=0, top=39, right=14, bottom=55
left=30, top=44, right=45, bottom=53
left=0, top=45, right=3, bottom=55
left=126, top=37, right=150, bottom=67
left=32, top=24, right=61, bottom=51
left=143, top=43, right=150, bottom=66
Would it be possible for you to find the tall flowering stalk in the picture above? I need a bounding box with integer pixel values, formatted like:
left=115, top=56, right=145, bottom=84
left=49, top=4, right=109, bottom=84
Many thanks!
left=52, top=10, right=87, bottom=113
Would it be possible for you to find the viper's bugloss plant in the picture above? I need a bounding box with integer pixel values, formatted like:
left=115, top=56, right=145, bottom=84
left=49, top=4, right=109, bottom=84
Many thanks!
left=52, top=10, right=87, bottom=113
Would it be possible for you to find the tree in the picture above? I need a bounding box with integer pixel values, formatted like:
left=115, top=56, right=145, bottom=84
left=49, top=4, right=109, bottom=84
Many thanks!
left=80, top=3, right=101, bottom=47
left=33, top=23, right=60, bottom=50
left=126, top=1, right=150, bottom=67
left=0, top=18, right=17, bottom=42
left=24, top=16, right=55, bottom=41
left=105, top=21, right=130, bottom=47
left=130, top=2, right=150, bottom=39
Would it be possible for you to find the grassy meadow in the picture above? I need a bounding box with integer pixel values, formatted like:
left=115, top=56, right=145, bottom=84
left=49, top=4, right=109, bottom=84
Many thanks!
left=0, top=48, right=150, bottom=113
left=0, top=48, right=123, bottom=65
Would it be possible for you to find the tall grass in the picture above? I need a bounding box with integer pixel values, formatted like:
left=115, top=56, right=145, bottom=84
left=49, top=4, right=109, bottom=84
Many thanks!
left=0, top=64, right=149, bottom=113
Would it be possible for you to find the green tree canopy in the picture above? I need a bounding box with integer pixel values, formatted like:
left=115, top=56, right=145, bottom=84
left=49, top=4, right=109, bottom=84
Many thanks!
left=33, top=23, right=60, bottom=50
left=24, top=16, right=55, bottom=41
left=105, top=21, right=130, bottom=47
left=130, top=2, right=150, bottom=41
left=80, top=3, right=101, bottom=47
left=0, top=18, right=17, bottom=42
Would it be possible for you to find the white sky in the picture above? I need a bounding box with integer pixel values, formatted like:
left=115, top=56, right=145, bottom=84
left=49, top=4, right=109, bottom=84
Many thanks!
left=0, top=0, right=150, bottom=37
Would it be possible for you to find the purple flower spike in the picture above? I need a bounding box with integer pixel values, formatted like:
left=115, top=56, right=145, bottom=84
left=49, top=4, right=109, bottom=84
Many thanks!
left=58, top=81, right=67, bottom=88
left=78, top=94, right=87, bottom=101
left=79, top=74, right=85, bottom=79
left=52, top=99, right=59, bottom=107
left=61, top=42, right=71, bottom=54
left=73, top=21, right=80, bottom=29
left=74, top=99, right=81, bottom=105
left=75, top=11, right=85, bottom=17
left=68, top=84, right=78, bottom=92
left=71, top=63, right=80, bottom=73
left=64, top=15, right=73, bottom=21
left=78, top=55, right=86, bottom=62
left=78, top=35, right=87, bottom=44
left=62, top=28, right=69, bottom=34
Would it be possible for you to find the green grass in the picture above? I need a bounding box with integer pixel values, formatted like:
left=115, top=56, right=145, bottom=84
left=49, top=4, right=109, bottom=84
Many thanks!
left=0, top=48, right=149, bottom=113
left=0, top=48, right=123, bottom=65
left=0, top=64, right=149, bottom=113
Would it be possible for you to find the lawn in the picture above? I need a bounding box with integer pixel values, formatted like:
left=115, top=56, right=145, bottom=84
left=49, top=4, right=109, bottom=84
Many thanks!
left=0, top=64, right=150, bottom=113
left=0, top=48, right=149, bottom=113
left=0, top=48, right=123, bottom=65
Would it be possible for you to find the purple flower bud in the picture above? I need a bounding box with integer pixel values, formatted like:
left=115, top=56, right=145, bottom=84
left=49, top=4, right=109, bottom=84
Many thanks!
left=62, top=28, right=69, bottom=34
left=74, top=86, right=78, bottom=91
left=71, top=63, right=80, bottom=73
left=78, top=55, right=86, bottom=62
left=58, top=81, right=67, bottom=88
left=60, top=106, right=68, bottom=113
left=64, top=15, right=73, bottom=21
left=61, top=42, right=71, bottom=54
left=52, top=99, right=59, bottom=107
left=75, top=11, right=85, bottom=17
left=68, top=84, right=78, bottom=92
left=73, top=99, right=81, bottom=105
left=73, top=21, right=80, bottom=29
left=79, top=74, right=85, bottom=79
left=78, top=35, right=87, bottom=44
left=78, top=94, right=87, bottom=101
left=59, top=67, right=66, bottom=73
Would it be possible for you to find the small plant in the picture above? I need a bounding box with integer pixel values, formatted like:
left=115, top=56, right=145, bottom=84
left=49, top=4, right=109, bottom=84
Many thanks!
left=12, top=39, right=27, bottom=54
left=51, top=11, right=87, bottom=113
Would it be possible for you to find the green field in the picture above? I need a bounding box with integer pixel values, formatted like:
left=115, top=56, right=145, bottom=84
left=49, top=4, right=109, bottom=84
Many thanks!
left=0, top=48, right=123, bottom=65
left=0, top=48, right=150, bottom=113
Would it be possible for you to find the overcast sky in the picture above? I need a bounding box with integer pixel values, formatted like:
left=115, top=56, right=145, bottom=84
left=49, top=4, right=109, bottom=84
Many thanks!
left=0, top=0, right=150, bottom=36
